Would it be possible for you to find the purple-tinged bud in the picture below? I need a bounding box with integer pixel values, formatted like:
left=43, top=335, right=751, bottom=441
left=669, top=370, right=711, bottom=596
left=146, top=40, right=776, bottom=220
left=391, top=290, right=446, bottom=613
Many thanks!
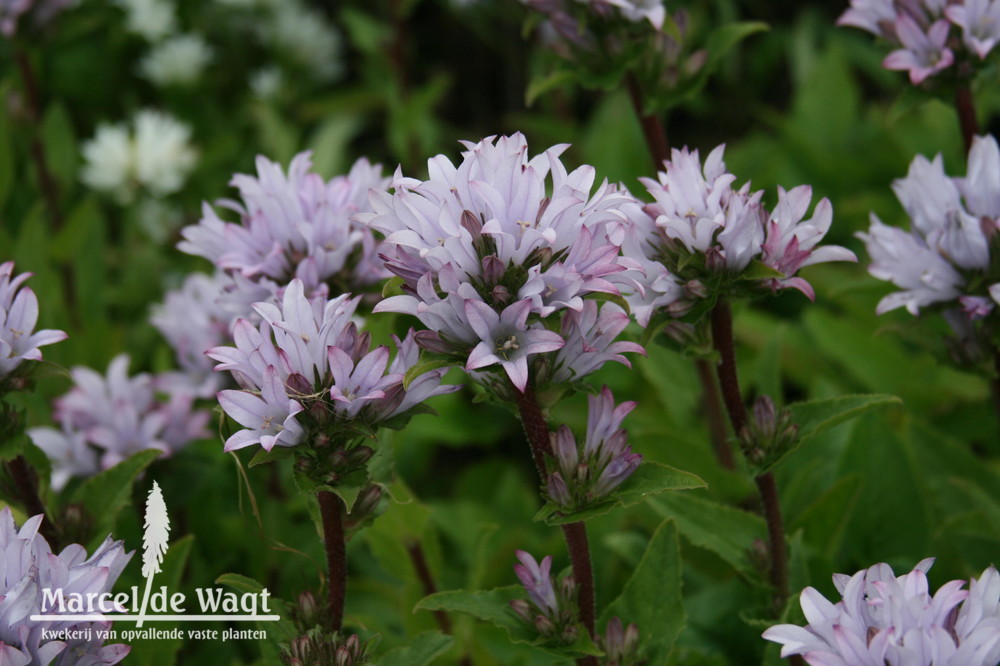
left=296, top=591, right=320, bottom=627
left=286, top=372, right=313, bottom=397
left=460, top=209, right=483, bottom=237
left=491, top=284, right=512, bottom=305
left=752, top=395, right=777, bottom=437
left=413, top=330, right=452, bottom=355
left=551, top=426, right=578, bottom=471
left=535, top=614, right=557, bottom=637
left=705, top=246, right=727, bottom=272
left=592, top=451, right=642, bottom=496
left=623, top=622, right=640, bottom=653
left=685, top=49, right=708, bottom=76
left=510, top=599, right=533, bottom=623
left=483, top=255, right=505, bottom=285
left=559, top=573, right=576, bottom=604
left=350, top=485, right=383, bottom=520
left=684, top=279, right=708, bottom=300
left=547, top=472, right=573, bottom=507
left=560, top=623, right=578, bottom=644
left=346, top=445, right=374, bottom=467
left=605, top=616, right=624, bottom=648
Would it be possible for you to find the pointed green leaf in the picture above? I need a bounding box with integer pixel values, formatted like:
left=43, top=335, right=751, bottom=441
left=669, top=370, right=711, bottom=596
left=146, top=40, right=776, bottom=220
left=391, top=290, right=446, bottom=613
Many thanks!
left=216, top=573, right=267, bottom=595
left=704, top=21, right=770, bottom=71
left=70, top=449, right=161, bottom=537
left=416, top=586, right=602, bottom=658
left=525, top=69, right=577, bottom=107
left=740, top=260, right=786, bottom=281
left=374, top=631, right=454, bottom=666
left=248, top=445, right=296, bottom=468
left=403, top=357, right=455, bottom=389
left=600, top=519, right=684, bottom=663
left=789, top=393, right=901, bottom=444
left=535, top=462, right=705, bottom=526
left=788, top=475, right=862, bottom=559
left=650, top=493, right=767, bottom=580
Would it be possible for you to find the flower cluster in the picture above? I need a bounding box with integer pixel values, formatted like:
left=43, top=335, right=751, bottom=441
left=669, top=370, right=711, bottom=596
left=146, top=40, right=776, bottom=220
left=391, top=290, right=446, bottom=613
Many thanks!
left=763, top=559, right=1000, bottom=665
left=138, top=33, right=213, bottom=87
left=0, top=507, right=133, bottom=665
left=620, top=144, right=855, bottom=324
left=29, top=354, right=210, bottom=489
left=180, top=151, right=389, bottom=299
left=150, top=271, right=234, bottom=397
left=838, top=0, right=1000, bottom=84
left=80, top=109, right=197, bottom=204
left=362, top=133, right=643, bottom=392
left=0, top=261, right=66, bottom=387
left=208, top=279, right=459, bottom=455
left=858, top=134, right=1000, bottom=320
left=509, top=550, right=582, bottom=644
left=546, top=386, right=642, bottom=510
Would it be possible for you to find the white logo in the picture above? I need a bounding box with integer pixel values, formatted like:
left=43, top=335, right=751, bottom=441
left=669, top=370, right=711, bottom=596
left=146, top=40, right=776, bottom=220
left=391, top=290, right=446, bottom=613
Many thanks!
left=30, top=481, right=280, bottom=631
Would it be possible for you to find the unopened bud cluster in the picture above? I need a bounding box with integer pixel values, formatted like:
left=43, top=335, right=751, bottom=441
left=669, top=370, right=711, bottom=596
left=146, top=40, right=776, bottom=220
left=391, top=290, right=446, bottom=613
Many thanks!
left=600, top=617, right=644, bottom=666
left=510, top=550, right=582, bottom=645
left=545, top=386, right=642, bottom=511
left=281, top=628, right=368, bottom=666
left=739, top=396, right=798, bottom=468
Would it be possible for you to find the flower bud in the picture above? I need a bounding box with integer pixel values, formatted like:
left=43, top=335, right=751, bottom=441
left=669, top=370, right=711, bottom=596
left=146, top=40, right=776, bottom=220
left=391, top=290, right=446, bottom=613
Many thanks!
left=510, top=599, right=533, bottom=623
left=535, top=614, right=557, bottom=637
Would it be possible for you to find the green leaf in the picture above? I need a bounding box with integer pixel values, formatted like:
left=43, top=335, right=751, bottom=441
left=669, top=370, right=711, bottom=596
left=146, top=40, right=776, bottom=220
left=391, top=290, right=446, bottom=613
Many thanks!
left=374, top=631, right=454, bottom=666
left=70, top=449, right=161, bottom=538
left=704, top=21, right=770, bottom=71
left=600, top=519, right=685, bottom=663
left=760, top=394, right=900, bottom=474
left=215, top=573, right=267, bottom=595
left=789, top=393, right=901, bottom=444
left=534, top=462, right=705, bottom=526
left=416, top=586, right=602, bottom=658
left=650, top=493, right=767, bottom=580
left=740, top=260, right=785, bottom=281
left=788, top=474, right=862, bottom=559
left=0, top=432, right=27, bottom=463
left=248, top=445, right=296, bottom=468
left=525, top=69, right=576, bottom=107
left=309, top=114, right=363, bottom=177
left=381, top=276, right=404, bottom=298
left=403, top=357, right=455, bottom=389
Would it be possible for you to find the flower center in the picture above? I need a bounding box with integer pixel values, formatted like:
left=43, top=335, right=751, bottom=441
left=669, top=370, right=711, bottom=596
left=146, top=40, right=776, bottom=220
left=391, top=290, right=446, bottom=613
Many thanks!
left=495, top=334, right=520, bottom=359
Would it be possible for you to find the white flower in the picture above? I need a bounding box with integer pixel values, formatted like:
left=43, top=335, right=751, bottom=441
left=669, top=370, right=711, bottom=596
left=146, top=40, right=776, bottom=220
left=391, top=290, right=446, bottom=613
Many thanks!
left=114, top=0, right=177, bottom=42
left=80, top=109, right=197, bottom=203
left=266, top=0, right=343, bottom=81
left=139, top=33, right=213, bottom=86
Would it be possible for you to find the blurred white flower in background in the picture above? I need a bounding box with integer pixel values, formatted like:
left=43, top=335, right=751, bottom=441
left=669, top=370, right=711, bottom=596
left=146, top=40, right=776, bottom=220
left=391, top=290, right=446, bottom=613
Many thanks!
left=266, top=0, right=343, bottom=82
left=249, top=65, right=282, bottom=98
left=81, top=109, right=197, bottom=204
left=139, top=33, right=213, bottom=86
left=113, top=0, right=176, bottom=41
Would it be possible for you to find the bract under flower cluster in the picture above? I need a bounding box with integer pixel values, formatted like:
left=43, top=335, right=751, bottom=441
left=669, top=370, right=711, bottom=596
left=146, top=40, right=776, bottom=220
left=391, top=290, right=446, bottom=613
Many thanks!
left=0, top=261, right=67, bottom=384
left=546, top=386, right=642, bottom=510
left=362, top=133, right=643, bottom=392
left=180, top=151, right=389, bottom=299
left=620, top=145, right=855, bottom=325
left=838, top=0, right=1000, bottom=83
left=208, top=279, right=459, bottom=453
left=0, top=508, right=133, bottom=665
left=29, top=354, right=210, bottom=489
left=859, top=134, right=1000, bottom=320
left=763, top=559, right=1000, bottom=666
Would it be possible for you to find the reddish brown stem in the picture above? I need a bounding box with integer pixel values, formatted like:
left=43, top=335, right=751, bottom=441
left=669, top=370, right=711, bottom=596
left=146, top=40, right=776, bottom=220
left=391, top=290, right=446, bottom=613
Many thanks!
left=955, top=84, right=979, bottom=156
left=407, top=541, right=452, bottom=634
left=710, top=300, right=789, bottom=610
left=5, top=455, right=59, bottom=547
left=318, top=490, right=347, bottom=632
left=510, top=382, right=598, bottom=666
left=625, top=74, right=670, bottom=167
left=14, top=50, right=62, bottom=230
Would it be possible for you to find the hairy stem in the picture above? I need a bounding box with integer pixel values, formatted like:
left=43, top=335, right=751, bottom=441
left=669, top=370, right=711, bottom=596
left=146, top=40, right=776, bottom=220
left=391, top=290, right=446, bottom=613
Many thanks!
left=710, top=300, right=789, bottom=610
left=407, top=540, right=452, bottom=634
left=955, top=84, right=979, bottom=156
left=511, top=383, right=598, bottom=666
left=318, top=490, right=347, bottom=632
